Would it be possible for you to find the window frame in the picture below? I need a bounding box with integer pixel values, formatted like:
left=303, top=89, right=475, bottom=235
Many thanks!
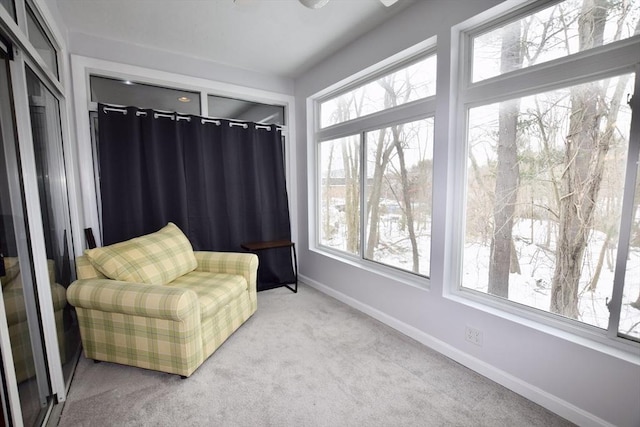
left=310, top=39, right=437, bottom=288
left=449, top=0, right=640, bottom=351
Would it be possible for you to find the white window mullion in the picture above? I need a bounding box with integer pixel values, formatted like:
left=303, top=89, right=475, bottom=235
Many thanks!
left=359, top=131, right=366, bottom=261
left=318, top=97, right=436, bottom=142
left=463, top=38, right=640, bottom=107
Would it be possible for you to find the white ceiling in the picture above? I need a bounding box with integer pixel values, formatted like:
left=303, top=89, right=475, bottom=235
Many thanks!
left=54, top=0, right=414, bottom=79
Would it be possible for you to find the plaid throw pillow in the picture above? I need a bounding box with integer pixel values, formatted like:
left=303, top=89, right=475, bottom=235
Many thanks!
left=85, top=223, right=197, bottom=285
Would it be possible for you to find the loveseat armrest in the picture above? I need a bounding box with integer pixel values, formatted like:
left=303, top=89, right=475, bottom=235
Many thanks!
left=194, top=251, right=258, bottom=289
left=67, top=279, right=199, bottom=321
left=194, top=251, right=258, bottom=294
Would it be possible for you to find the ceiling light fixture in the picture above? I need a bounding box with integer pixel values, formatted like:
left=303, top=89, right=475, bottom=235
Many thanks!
left=298, top=0, right=330, bottom=9
left=178, top=96, right=191, bottom=103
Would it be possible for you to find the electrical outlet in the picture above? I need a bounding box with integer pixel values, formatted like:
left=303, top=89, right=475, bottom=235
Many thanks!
left=465, top=326, right=483, bottom=346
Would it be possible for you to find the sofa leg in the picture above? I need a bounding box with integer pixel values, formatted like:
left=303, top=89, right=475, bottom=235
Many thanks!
left=93, top=360, right=101, bottom=364
left=180, top=375, right=187, bottom=379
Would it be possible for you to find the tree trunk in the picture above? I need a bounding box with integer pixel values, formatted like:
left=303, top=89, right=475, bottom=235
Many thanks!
left=488, top=20, right=522, bottom=298
left=587, top=233, right=610, bottom=292
left=550, top=0, right=607, bottom=318
left=392, top=126, right=420, bottom=273
left=365, top=130, right=394, bottom=259
left=510, top=238, right=521, bottom=274
left=323, top=143, right=335, bottom=239
left=342, top=140, right=360, bottom=254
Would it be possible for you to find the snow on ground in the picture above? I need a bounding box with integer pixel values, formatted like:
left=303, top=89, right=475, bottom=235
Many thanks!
left=324, top=204, right=640, bottom=340
left=463, top=219, right=640, bottom=339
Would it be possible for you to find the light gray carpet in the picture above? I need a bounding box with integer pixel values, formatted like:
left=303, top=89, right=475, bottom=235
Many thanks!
left=57, top=283, right=573, bottom=426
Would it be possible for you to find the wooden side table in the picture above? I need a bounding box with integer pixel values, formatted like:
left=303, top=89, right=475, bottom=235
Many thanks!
left=240, top=239, right=298, bottom=293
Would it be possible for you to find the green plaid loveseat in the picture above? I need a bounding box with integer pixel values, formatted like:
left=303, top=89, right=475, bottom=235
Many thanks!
left=66, top=223, right=258, bottom=378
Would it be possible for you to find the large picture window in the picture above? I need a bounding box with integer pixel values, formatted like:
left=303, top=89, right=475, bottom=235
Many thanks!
left=458, top=0, right=640, bottom=342
left=315, top=49, right=436, bottom=279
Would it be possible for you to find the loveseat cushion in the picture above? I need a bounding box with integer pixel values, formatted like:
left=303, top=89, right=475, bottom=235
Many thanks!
left=167, top=271, right=246, bottom=318
left=85, top=223, right=197, bottom=285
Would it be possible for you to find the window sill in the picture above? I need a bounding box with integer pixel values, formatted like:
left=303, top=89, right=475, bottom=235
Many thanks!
left=445, top=287, right=640, bottom=365
left=310, top=245, right=431, bottom=292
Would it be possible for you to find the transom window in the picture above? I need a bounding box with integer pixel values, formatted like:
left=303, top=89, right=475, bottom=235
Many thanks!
left=0, top=0, right=16, bottom=21
left=26, top=4, right=58, bottom=78
left=458, top=0, right=640, bottom=342
left=320, top=55, right=436, bottom=129
left=471, top=0, right=640, bottom=83
left=315, top=49, right=436, bottom=279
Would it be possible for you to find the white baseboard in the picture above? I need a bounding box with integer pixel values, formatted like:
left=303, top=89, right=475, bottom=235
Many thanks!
left=299, top=274, right=613, bottom=427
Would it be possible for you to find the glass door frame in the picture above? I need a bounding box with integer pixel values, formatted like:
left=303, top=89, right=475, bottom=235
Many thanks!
left=10, top=39, right=66, bottom=401
left=0, top=0, right=73, bottom=417
left=0, top=34, right=29, bottom=427
left=10, top=35, right=65, bottom=396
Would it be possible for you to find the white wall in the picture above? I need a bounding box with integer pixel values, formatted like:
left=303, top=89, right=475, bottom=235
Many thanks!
left=294, top=1, right=640, bottom=426
left=66, top=31, right=294, bottom=95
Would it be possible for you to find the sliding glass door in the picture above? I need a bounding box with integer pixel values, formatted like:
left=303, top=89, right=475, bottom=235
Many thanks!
left=25, top=65, right=80, bottom=385
left=0, top=40, right=50, bottom=427
left=0, top=21, right=80, bottom=425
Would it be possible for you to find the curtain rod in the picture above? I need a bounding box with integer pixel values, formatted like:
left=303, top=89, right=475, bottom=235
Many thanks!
left=102, top=105, right=283, bottom=131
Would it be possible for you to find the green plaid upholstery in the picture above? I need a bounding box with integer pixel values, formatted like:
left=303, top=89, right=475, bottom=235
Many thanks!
left=67, top=279, right=199, bottom=321
left=76, top=255, right=106, bottom=280
left=168, top=271, right=246, bottom=317
left=194, top=251, right=258, bottom=312
left=85, top=223, right=197, bottom=285
left=201, top=290, right=253, bottom=356
left=68, top=250, right=258, bottom=377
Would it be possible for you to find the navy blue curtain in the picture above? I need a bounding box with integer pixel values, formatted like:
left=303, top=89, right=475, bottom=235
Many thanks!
left=98, top=104, right=294, bottom=290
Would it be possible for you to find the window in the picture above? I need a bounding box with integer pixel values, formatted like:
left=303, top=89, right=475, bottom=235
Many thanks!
left=90, top=76, right=201, bottom=114
left=458, top=0, right=640, bottom=342
left=0, top=0, right=16, bottom=21
left=208, top=95, right=285, bottom=125
left=471, top=0, right=640, bottom=82
left=26, top=5, right=58, bottom=78
left=316, top=49, right=436, bottom=279
left=320, top=55, right=436, bottom=128
left=320, top=135, right=361, bottom=255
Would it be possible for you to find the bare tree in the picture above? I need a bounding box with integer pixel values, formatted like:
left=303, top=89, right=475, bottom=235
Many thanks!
left=550, top=0, right=639, bottom=317
left=392, top=125, right=420, bottom=273
left=323, top=142, right=335, bottom=239
left=550, top=0, right=608, bottom=317
left=488, top=20, right=523, bottom=298
left=365, top=128, right=394, bottom=259
left=342, top=139, right=360, bottom=254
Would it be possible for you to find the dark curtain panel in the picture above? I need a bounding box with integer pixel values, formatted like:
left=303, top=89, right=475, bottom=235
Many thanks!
left=98, top=104, right=294, bottom=289
left=98, top=106, right=189, bottom=244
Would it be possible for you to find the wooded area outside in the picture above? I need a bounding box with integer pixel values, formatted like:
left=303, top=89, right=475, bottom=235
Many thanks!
left=315, top=0, right=639, bottom=341
left=318, top=54, right=435, bottom=276
left=462, top=0, right=640, bottom=339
